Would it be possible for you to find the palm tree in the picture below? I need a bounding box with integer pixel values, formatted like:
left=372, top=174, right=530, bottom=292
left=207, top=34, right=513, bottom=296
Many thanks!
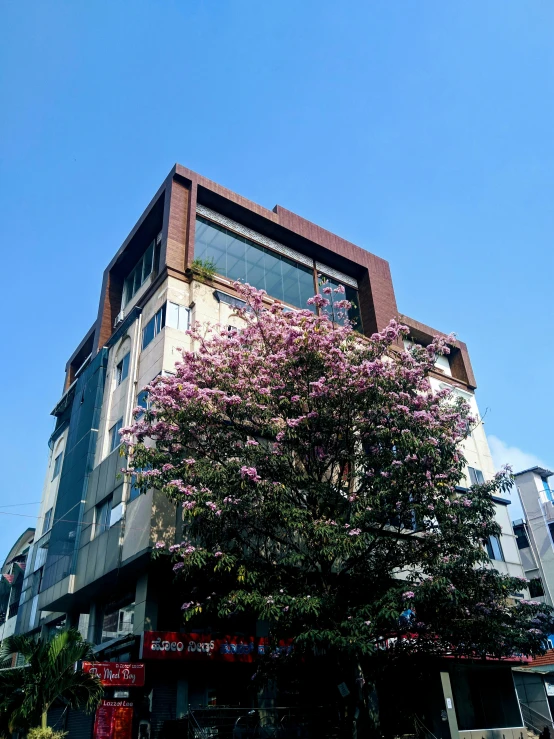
left=0, top=629, right=103, bottom=732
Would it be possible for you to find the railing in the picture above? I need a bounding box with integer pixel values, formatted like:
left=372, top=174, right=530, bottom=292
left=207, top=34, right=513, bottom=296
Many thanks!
left=519, top=702, right=554, bottom=735
left=186, top=707, right=341, bottom=739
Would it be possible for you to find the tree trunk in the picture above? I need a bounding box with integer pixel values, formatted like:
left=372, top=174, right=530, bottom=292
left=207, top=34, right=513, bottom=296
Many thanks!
left=42, top=710, right=48, bottom=730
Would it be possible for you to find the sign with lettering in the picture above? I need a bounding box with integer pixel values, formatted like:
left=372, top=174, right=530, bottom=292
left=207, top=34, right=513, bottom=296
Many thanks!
left=93, top=701, right=133, bottom=739
left=83, top=662, right=145, bottom=687
left=140, top=632, right=294, bottom=662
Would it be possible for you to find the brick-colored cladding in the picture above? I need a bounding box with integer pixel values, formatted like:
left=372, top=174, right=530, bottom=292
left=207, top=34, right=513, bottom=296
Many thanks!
left=75, top=164, right=476, bottom=394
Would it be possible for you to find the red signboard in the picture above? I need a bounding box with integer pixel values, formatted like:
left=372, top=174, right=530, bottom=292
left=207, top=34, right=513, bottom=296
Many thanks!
left=141, top=632, right=257, bottom=662
left=141, top=632, right=294, bottom=662
left=93, top=701, right=133, bottom=739
left=83, top=662, right=145, bottom=687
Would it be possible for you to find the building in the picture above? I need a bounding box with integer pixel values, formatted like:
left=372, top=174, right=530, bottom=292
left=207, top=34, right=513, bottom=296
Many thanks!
left=512, top=467, right=554, bottom=606
left=20, top=165, right=527, bottom=737
left=0, top=528, right=35, bottom=659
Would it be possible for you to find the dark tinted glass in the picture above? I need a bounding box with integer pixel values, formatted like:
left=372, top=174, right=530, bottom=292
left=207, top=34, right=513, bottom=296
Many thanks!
left=317, top=275, right=363, bottom=332
left=195, top=217, right=316, bottom=310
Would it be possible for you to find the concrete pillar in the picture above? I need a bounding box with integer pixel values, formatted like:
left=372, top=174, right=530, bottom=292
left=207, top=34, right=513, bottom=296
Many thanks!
left=440, top=671, right=459, bottom=739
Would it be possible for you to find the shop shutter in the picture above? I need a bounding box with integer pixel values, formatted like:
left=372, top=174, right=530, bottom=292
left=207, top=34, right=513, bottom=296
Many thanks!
left=151, top=681, right=177, bottom=739
left=66, top=707, right=95, bottom=739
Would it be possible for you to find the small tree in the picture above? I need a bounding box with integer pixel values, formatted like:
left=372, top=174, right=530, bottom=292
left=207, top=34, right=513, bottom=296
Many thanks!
left=0, top=629, right=103, bottom=732
left=123, top=283, right=554, bottom=728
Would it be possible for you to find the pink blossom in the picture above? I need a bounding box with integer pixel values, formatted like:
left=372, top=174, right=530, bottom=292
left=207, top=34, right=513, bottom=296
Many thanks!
left=402, top=591, right=415, bottom=599
left=240, top=466, right=261, bottom=483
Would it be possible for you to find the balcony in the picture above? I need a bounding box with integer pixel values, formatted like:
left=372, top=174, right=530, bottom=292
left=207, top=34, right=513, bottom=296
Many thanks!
left=8, top=602, right=18, bottom=619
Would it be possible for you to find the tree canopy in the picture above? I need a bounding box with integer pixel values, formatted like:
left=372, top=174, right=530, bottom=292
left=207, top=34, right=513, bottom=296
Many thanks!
left=123, top=283, right=554, bottom=674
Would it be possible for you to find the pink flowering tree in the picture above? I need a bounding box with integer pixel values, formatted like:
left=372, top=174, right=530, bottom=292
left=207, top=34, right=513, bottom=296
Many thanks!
left=123, top=283, right=554, bottom=729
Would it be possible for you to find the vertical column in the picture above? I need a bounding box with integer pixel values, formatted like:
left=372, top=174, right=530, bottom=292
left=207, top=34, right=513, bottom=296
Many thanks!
left=440, top=671, right=459, bottom=739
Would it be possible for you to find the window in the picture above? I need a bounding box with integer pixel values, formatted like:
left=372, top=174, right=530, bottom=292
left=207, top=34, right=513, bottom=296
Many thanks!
left=468, top=467, right=485, bottom=486
left=94, top=497, right=112, bottom=537
left=136, top=390, right=149, bottom=420
left=529, top=578, right=545, bottom=598
left=116, top=353, right=130, bottom=385
left=548, top=522, right=554, bottom=546
left=101, top=601, right=135, bottom=643
left=142, top=305, right=166, bottom=350
left=122, top=240, right=155, bottom=307
left=109, top=503, right=123, bottom=527
left=195, top=216, right=316, bottom=310
left=42, top=508, right=53, bottom=535
left=543, top=478, right=553, bottom=502
left=513, top=524, right=530, bottom=550
left=166, top=302, right=190, bottom=332
left=129, top=464, right=151, bottom=502
left=486, top=535, right=504, bottom=561
left=52, top=453, right=63, bottom=480
left=109, top=419, right=123, bottom=453
left=317, top=274, right=363, bottom=331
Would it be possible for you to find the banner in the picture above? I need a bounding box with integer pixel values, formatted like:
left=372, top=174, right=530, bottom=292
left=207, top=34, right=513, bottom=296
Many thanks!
left=93, top=701, right=133, bottom=739
left=141, top=632, right=294, bottom=662
left=83, top=662, right=145, bottom=687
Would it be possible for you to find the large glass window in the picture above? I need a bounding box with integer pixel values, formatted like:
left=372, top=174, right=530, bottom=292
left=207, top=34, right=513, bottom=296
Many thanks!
left=485, top=535, right=504, bottom=561
left=195, top=217, right=316, bottom=310
left=166, top=302, right=190, bottom=332
left=109, top=419, right=123, bottom=453
left=52, top=453, right=63, bottom=480
left=122, top=240, right=155, bottom=307
left=142, top=305, right=166, bottom=350
left=317, top=274, right=362, bottom=330
left=468, top=467, right=485, bottom=486
left=94, top=496, right=112, bottom=538
left=42, top=508, right=53, bottom=535
left=116, top=353, right=130, bottom=386
left=101, top=601, right=135, bottom=643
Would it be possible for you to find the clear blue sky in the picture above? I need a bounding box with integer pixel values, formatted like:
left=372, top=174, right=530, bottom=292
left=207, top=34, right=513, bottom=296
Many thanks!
left=0, top=0, right=552, bottom=558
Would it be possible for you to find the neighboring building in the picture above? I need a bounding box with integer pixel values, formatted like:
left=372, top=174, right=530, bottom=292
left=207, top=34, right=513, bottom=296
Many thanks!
left=512, top=467, right=554, bottom=606
left=0, top=528, right=35, bottom=657
left=23, top=165, right=528, bottom=737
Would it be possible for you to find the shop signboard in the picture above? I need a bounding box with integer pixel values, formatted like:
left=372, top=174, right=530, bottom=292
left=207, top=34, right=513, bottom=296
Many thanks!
left=93, top=700, right=133, bottom=739
left=83, top=662, right=145, bottom=687
left=140, top=632, right=294, bottom=662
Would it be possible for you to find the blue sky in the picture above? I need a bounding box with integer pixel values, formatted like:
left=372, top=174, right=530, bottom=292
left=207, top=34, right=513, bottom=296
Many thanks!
left=0, top=0, right=552, bottom=557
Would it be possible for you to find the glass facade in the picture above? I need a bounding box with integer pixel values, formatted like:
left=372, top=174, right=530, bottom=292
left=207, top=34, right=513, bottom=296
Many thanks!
left=122, top=240, right=155, bottom=307
left=317, top=274, right=362, bottom=330
left=195, top=216, right=362, bottom=330
left=195, top=217, right=316, bottom=311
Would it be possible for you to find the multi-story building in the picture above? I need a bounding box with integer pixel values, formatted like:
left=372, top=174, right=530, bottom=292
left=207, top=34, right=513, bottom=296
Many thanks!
left=513, top=467, right=554, bottom=606
left=0, top=527, right=35, bottom=655
left=21, top=165, right=527, bottom=738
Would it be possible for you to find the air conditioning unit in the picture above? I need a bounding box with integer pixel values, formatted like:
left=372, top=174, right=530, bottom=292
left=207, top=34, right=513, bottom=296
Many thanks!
left=114, top=310, right=125, bottom=328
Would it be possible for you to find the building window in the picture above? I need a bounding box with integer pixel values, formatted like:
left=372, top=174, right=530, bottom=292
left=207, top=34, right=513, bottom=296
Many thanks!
left=94, top=497, right=112, bottom=537
left=136, top=390, right=149, bottom=420
left=42, top=508, right=53, bottom=535
left=195, top=216, right=316, bottom=311
left=468, top=467, right=485, bottom=486
left=101, top=600, right=135, bottom=643
left=513, top=524, right=530, bottom=550
left=109, top=419, right=123, bottom=453
left=485, top=535, right=504, bottom=561
left=317, top=275, right=362, bottom=331
left=166, top=302, right=190, bottom=332
left=122, top=240, right=155, bottom=307
left=109, top=503, right=123, bottom=527
left=52, top=453, right=63, bottom=480
left=116, top=353, right=130, bottom=385
left=529, top=578, right=545, bottom=598
left=142, top=305, right=166, bottom=350
left=542, top=477, right=553, bottom=502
